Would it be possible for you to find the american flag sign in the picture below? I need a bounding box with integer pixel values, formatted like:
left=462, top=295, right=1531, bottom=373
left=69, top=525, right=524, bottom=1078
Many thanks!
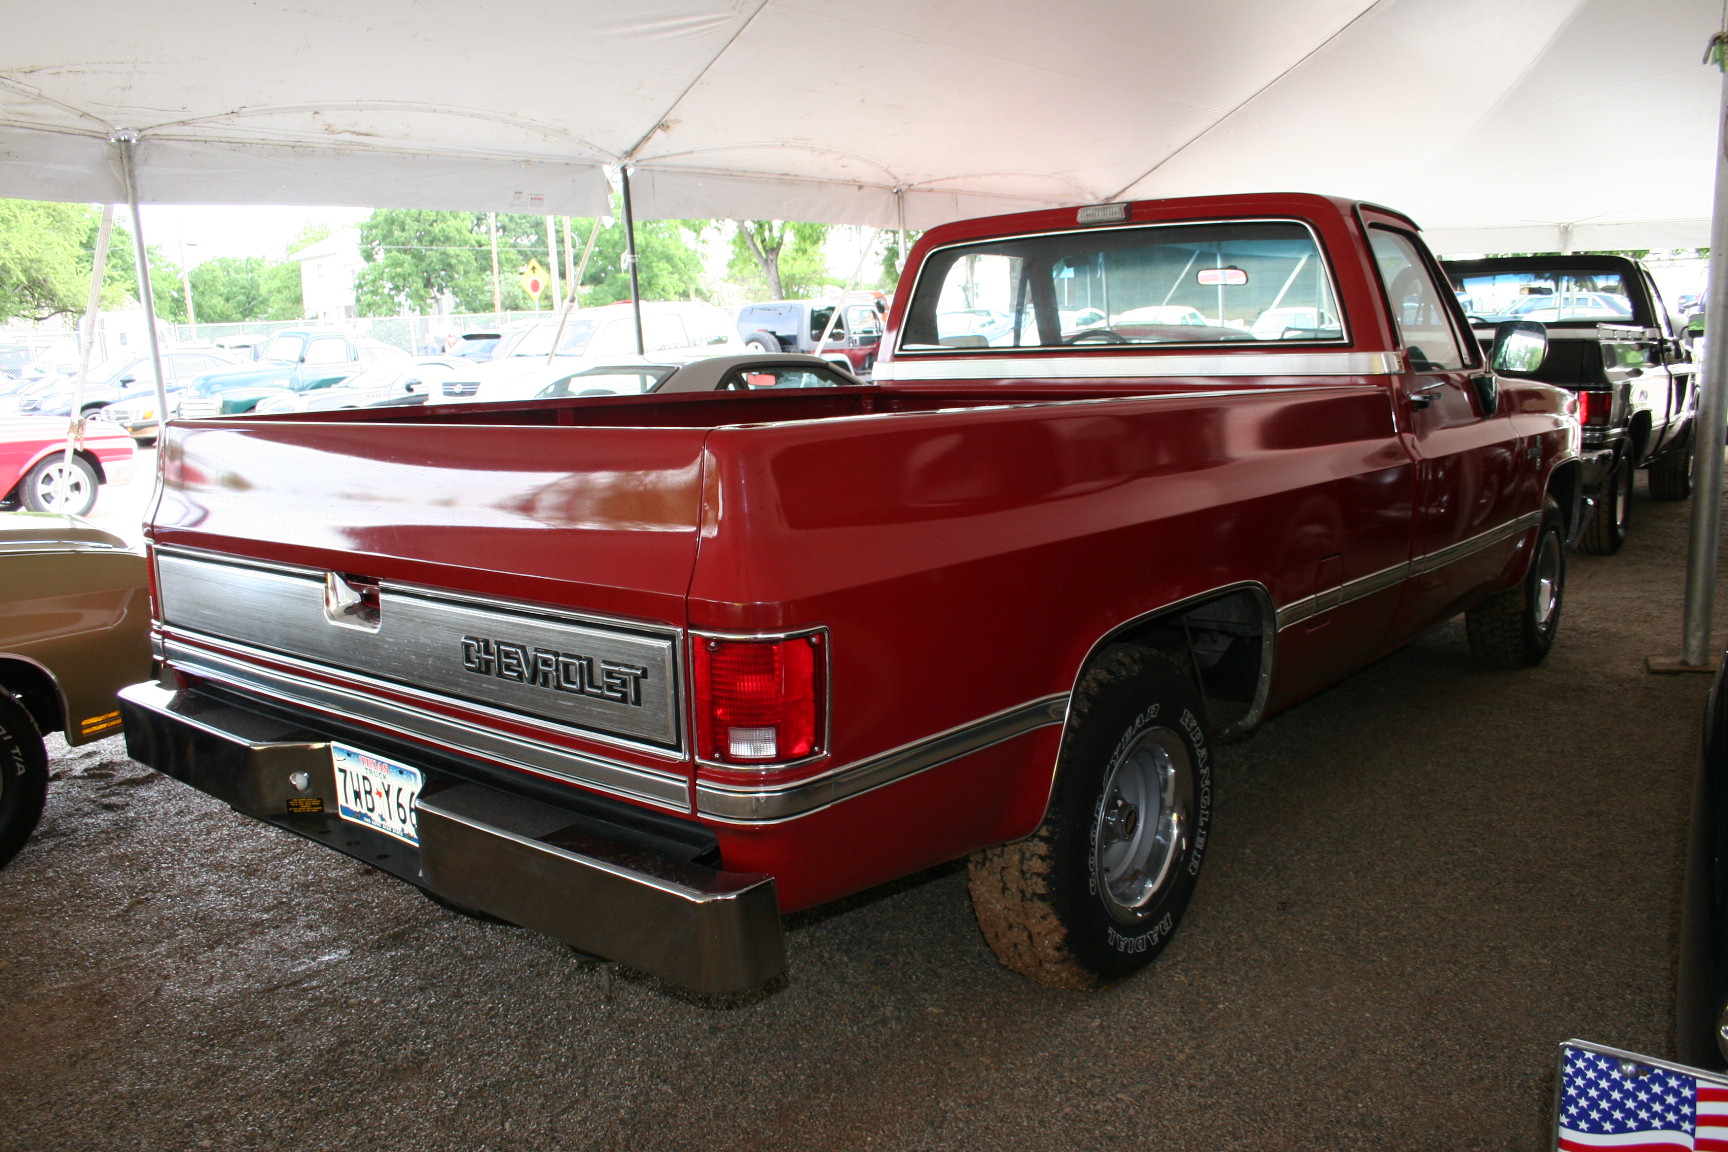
left=1557, top=1041, right=1728, bottom=1151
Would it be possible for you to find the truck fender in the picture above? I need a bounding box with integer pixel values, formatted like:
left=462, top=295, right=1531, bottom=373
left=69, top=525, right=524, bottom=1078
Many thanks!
left=1024, top=582, right=1277, bottom=833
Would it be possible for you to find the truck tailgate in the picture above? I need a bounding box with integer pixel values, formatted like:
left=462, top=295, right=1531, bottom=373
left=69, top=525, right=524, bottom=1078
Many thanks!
left=154, top=419, right=709, bottom=622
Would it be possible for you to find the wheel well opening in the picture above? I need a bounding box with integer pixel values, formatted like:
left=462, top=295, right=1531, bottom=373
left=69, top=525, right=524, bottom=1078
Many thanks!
left=1628, top=411, right=1653, bottom=463
left=0, top=659, right=64, bottom=740
left=1108, top=588, right=1271, bottom=740
left=1547, top=459, right=1582, bottom=540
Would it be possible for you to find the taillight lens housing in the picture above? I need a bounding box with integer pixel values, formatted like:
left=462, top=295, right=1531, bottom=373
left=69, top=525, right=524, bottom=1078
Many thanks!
left=1576, top=390, right=1611, bottom=427
left=692, top=632, right=826, bottom=765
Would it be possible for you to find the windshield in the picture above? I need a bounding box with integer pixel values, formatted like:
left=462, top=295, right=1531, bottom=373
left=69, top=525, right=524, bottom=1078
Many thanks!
left=263, top=334, right=306, bottom=362
left=512, top=320, right=597, bottom=358
left=455, top=335, right=501, bottom=360
left=537, top=365, right=676, bottom=398
left=1449, top=270, right=1636, bottom=324
left=900, top=220, right=1344, bottom=351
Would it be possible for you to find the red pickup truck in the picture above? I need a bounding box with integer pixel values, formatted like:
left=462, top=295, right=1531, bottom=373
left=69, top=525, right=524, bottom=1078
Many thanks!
left=120, top=193, right=1578, bottom=994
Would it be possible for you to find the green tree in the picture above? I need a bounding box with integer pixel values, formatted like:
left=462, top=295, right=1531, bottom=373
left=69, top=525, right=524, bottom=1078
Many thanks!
left=355, top=209, right=490, bottom=316
left=729, top=221, right=831, bottom=300
left=186, top=257, right=267, bottom=323
left=876, top=230, right=921, bottom=292
left=489, top=210, right=711, bottom=310
left=260, top=259, right=304, bottom=320
left=88, top=214, right=181, bottom=320
left=0, top=200, right=95, bottom=321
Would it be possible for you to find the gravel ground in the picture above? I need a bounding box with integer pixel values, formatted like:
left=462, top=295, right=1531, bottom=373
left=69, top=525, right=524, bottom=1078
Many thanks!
left=1, top=476, right=1719, bottom=1152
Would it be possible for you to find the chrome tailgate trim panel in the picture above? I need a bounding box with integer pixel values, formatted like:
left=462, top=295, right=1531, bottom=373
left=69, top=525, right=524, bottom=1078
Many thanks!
left=154, top=549, right=682, bottom=749
left=161, top=634, right=691, bottom=812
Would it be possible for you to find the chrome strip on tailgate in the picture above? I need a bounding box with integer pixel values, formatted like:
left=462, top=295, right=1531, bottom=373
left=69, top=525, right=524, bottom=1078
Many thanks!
left=162, top=635, right=691, bottom=811
left=155, top=550, right=681, bottom=749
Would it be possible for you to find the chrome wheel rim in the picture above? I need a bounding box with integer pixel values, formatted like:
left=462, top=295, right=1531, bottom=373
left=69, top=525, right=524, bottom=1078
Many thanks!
left=1533, top=529, right=1562, bottom=628
left=31, top=461, right=90, bottom=513
left=1614, top=463, right=1631, bottom=527
left=1093, top=727, right=1192, bottom=924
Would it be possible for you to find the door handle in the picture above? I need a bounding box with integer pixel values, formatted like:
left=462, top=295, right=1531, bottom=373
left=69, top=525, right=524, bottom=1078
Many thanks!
left=1410, top=380, right=1446, bottom=409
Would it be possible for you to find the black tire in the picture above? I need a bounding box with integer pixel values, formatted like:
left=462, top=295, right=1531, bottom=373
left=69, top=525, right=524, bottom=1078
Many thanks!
left=967, top=645, right=1212, bottom=989
left=1649, top=441, right=1694, bottom=501
left=0, top=689, right=49, bottom=870
left=745, top=338, right=777, bottom=354
left=1579, top=450, right=1632, bottom=555
left=1466, top=499, right=1566, bottom=668
left=19, top=453, right=98, bottom=516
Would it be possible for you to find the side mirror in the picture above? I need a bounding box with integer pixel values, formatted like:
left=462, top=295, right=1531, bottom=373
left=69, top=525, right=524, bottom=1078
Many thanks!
left=1492, top=320, right=1548, bottom=375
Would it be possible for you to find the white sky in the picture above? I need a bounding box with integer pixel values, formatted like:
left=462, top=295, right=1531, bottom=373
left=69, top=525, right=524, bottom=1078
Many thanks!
left=138, top=204, right=370, bottom=267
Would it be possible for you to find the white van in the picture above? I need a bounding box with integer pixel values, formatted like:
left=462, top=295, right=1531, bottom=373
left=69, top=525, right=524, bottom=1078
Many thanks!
left=439, top=301, right=742, bottom=403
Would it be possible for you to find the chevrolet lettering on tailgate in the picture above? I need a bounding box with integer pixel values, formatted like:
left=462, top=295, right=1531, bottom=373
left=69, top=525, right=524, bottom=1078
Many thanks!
left=459, top=636, right=648, bottom=707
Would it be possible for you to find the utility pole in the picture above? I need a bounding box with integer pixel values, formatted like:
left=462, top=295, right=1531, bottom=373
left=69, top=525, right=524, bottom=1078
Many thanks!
left=489, top=212, right=501, bottom=315
left=545, top=215, right=562, bottom=312
left=178, top=237, right=198, bottom=340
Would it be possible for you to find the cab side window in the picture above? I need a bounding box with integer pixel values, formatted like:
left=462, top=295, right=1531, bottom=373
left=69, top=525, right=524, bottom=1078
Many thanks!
left=1370, top=229, right=1469, bottom=372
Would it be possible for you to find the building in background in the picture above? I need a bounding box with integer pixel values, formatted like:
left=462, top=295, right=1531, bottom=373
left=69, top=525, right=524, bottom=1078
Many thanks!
left=291, top=228, right=363, bottom=322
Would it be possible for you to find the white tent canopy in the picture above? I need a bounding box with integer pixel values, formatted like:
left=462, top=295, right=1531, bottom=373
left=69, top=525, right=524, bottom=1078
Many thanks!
left=0, top=0, right=1720, bottom=250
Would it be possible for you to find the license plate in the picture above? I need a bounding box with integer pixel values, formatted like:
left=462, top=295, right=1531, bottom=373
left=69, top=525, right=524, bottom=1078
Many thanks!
left=333, top=743, right=423, bottom=845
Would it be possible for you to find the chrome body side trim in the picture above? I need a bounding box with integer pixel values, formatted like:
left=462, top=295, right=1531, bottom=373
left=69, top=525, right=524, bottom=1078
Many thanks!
left=695, top=695, right=1069, bottom=822
left=1275, top=509, right=1544, bottom=630
left=162, top=634, right=692, bottom=811
left=154, top=550, right=682, bottom=750
left=875, top=351, right=1403, bottom=382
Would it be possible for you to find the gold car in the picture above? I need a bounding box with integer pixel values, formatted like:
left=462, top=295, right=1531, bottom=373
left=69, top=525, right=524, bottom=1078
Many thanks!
left=0, top=511, right=150, bottom=867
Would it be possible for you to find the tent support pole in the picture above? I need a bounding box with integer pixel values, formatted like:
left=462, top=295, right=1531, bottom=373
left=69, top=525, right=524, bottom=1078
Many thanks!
left=544, top=216, right=605, bottom=368
left=114, top=132, right=171, bottom=440
left=813, top=229, right=880, bottom=360
left=621, top=166, right=644, bottom=355
left=1656, top=36, right=1728, bottom=672
left=58, top=205, right=114, bottom=507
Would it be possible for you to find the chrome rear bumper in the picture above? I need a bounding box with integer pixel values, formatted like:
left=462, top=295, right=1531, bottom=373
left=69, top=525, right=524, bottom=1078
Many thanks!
left=117, top=679, right=785, bottom=994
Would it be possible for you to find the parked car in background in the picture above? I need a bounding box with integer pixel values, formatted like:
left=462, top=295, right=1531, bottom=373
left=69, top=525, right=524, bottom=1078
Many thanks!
left=1444, top=255, right=1695, bottom=555
left=175, top=331, right=411, bottom=418
left=447, top=329, right=519, bottom=362
left=532, top=353, right=870, bottom=398
left=439, top=302, right=743, bottom=403
left=0, top=510, right=150, bottom=869
left=8, top=348, right=242, bottom=420
left=736, top=296, right=886, bottom=376
left=0, top=345, right=33, bottom=380
left=0, top=417, right=134, bottom=516
left=213, top=334, right=271, bottom=362
left=251, top=357, right=467, bottom=414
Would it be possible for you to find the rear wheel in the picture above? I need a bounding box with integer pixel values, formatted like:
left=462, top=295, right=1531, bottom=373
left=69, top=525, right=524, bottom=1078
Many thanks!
left=19, top=454, right=97, bottom=516
left=1579, top=451, right=1632, bottom=555
left=967, top=645, right=1212, bottom=989
left=1650, top=442, right=1694, bottom=501
left=0, top=689, right=49, bottom=870
left=745, top=338, right=777, bottom=354
left=1466, top=499, right=1566, bottom=668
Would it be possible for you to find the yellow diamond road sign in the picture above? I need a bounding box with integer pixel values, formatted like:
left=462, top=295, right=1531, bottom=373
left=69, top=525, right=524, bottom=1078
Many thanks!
left=519, top=259, right=547, bottom=300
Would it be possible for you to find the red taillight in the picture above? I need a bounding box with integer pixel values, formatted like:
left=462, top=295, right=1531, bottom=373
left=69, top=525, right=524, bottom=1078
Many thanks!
left=1576, top=390, right=1610, bottom=426
left=692, top=633, right=826, bottom=765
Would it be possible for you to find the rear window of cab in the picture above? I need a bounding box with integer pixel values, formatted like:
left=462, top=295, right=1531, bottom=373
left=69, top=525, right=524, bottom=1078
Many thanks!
left=898, top=220, right=1346, bottom=353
